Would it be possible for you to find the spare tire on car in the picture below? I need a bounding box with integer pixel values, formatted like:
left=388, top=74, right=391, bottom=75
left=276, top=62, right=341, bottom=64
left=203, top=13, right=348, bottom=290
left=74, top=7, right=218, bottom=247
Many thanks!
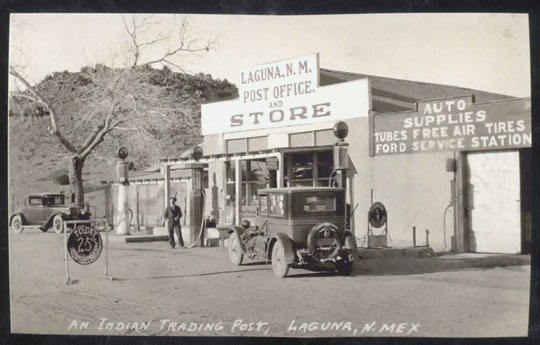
left=307, top=222, right=341, bottom=261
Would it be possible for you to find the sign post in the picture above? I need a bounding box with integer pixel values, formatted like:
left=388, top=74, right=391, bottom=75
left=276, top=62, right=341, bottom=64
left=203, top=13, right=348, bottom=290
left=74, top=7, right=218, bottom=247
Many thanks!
left=64, top=222, right=104, bottom=284
left=102, top=220, right=113, bottom=280
left=63, top=220, right=70, bottom=285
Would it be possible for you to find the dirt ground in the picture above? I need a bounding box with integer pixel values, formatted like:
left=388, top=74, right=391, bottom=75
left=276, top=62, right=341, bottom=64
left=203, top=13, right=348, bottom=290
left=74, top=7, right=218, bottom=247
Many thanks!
left=9, top=227, right=531, bottom=338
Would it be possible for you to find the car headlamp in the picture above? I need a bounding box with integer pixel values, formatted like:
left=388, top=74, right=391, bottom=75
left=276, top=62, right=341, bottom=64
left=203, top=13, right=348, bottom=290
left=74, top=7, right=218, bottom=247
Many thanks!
left=241, top=219, right=250, bottom=229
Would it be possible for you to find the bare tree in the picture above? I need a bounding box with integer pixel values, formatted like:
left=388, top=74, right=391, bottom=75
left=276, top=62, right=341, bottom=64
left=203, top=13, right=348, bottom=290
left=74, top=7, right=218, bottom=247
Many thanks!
left=9, top=14, right=216, bottom=206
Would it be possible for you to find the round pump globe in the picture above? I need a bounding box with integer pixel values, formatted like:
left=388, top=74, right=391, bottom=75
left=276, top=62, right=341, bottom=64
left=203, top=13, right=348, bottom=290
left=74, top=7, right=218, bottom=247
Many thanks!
left=192, top=146, right=203, bottom=161
left=333, top=121, right=349, bottom=140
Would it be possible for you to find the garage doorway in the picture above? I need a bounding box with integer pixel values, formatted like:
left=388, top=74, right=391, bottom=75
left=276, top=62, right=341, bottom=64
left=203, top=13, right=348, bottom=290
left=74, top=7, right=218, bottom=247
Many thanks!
left=466, top=151, right=521, bottom=253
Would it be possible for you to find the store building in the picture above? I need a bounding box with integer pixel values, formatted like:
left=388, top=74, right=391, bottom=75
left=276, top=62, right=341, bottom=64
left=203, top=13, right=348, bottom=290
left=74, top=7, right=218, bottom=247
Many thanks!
left=165, top=54, right=532, bottom=254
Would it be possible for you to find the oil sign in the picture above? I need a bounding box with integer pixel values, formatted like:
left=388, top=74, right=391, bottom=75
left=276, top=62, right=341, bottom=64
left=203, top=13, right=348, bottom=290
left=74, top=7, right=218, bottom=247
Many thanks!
left=370, top=95, right=531, bottom=156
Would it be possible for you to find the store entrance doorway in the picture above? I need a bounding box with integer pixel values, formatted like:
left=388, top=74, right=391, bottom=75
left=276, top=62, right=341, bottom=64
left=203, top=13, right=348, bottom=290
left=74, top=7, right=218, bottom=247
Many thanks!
left=466, top=151, right=521, bottom=253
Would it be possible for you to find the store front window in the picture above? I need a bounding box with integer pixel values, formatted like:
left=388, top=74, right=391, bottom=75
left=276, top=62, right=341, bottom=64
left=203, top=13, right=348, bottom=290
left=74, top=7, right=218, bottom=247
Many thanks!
left=225, top=159, right=269, bottom=223
left=285, top=150, right=334, bottom=187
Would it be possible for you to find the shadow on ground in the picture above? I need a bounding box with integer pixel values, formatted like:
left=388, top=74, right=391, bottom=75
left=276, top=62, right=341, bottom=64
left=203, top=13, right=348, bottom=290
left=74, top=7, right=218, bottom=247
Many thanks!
left=352, top=253, right=530, bottom=277
left=277, top=253, right=531, bottom=279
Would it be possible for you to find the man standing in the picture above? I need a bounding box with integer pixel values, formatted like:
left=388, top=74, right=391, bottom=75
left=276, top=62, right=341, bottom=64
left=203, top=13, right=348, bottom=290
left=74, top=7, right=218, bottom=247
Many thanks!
left=164, top=197, right=184, bottom=249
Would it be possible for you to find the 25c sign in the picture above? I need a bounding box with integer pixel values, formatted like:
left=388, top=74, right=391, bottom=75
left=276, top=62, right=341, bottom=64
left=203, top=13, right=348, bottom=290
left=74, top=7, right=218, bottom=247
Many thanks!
left=67, top=225, right=103, bottom=265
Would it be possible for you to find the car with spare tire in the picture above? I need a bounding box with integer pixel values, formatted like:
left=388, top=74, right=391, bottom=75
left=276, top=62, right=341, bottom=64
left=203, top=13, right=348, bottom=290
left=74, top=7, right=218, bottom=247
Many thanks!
left=227, top=187, right=359, bottom=278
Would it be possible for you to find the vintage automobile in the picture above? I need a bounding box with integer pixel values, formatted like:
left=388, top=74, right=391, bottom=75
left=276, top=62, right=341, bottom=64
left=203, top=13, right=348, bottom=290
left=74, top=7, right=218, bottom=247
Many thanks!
left=227, top=187, right=359, bottom=278
left=10, top=193, right=91, bottom=233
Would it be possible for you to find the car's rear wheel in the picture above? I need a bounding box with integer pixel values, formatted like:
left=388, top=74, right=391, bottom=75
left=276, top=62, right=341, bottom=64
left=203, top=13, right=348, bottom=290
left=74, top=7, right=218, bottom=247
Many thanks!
left=336, top=259, right=353, bottom=276
left=228, top=232, right=244, bottom=265
left=271, top=241, right=289, bottom=278
left=52, top=215, right=64, bottom=233
left=11, top=215, right=23, bottom=233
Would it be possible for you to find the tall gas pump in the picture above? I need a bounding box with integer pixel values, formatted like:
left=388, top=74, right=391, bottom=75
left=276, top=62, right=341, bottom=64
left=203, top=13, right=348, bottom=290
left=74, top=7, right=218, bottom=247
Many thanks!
left=333, top=121, right=349, bottom=189
left=333, top=121, right=350, bottom=229
left=116, top=146, right=130, bottom=235
left=186, top=146, right=206, bottom=247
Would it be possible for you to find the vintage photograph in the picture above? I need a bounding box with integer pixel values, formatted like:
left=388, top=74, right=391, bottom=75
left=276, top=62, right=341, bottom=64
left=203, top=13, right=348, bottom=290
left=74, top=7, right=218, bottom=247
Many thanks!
left=7, top=13, right=532, bottom=337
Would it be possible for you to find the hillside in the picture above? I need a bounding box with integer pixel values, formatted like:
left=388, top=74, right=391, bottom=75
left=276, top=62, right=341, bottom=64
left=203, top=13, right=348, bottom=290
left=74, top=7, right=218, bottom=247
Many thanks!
left=8, top=65, right=238, bottom=209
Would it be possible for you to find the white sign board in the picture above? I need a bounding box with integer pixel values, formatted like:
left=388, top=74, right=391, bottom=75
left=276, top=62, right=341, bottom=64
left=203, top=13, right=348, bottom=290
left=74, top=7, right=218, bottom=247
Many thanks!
left=202, top=78, right=371, bottom=135
left=238, top=54, right=319, bottom=105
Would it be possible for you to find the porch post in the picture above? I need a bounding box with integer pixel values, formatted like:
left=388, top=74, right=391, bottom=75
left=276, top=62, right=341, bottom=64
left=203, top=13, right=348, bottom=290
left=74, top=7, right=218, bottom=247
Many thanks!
left=235, top=159, right=242, bottom=226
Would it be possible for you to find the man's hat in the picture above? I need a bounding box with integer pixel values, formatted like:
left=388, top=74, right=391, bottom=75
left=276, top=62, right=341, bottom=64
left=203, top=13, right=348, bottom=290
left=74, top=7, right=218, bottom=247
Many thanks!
left=170, top=197, right=177, bottom=201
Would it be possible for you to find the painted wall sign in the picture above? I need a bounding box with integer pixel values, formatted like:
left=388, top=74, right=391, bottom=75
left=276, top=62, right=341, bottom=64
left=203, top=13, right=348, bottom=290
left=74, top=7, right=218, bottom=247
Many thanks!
left=202, top=78, right=370, bottom=135
left=239, top=54, right=319, bottom=105
left=370, top=96, right=531, bottom=156
left=266, top=157, right=278, bottom=170
left=67, top=225, right=103, bottom=265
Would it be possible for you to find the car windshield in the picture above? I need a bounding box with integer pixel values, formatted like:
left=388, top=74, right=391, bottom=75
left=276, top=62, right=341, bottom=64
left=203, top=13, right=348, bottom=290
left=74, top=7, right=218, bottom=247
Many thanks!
left=303, top=196, right=336, bottom=212
left=43, top=195, right=65, bottom=206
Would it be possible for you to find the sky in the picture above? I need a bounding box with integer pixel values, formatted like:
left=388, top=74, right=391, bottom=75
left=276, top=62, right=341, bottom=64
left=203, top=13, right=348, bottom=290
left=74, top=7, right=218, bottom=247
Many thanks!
left=9, top=13, right=531, bottom=97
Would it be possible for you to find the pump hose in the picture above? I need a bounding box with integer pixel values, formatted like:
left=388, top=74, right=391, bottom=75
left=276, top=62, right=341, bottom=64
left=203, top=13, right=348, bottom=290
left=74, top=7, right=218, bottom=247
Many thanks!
left=442, top=204, right=453, bottom=250
left=328, top=169, right=338, bottom=187
left=186, top=190, right=206, bottom=249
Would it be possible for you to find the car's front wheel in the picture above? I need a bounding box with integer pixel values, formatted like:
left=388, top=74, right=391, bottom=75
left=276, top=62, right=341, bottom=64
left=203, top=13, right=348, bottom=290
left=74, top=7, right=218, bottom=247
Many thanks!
left=228, top=232, right=244, bottom=265
left=11, top=215, right=23, bottom=233
left=52, top=215, right=65, bottom=233
left=271, top=241, right=290, bottom=278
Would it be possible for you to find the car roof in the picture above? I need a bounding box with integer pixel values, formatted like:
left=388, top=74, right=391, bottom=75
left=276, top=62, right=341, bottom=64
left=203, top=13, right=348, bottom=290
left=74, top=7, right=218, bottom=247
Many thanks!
left=258, top=187, right=345, bottom=194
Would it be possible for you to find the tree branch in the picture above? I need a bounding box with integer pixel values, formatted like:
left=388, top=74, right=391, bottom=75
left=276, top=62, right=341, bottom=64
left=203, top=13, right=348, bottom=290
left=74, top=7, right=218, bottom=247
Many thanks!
left=10, top=92, right=45, bottom=105
left=10, top=67, right=78, bottom=154
left=78, top=123, right=104, bottom=153
left=79, top=107, right=122, bottom=159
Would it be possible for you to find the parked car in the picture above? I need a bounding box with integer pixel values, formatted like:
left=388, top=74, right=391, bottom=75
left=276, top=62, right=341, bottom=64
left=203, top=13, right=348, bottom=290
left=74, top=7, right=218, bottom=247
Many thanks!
left=227, top=187, right=359, bottom=278
left=10, top=193, right=91, bottom=233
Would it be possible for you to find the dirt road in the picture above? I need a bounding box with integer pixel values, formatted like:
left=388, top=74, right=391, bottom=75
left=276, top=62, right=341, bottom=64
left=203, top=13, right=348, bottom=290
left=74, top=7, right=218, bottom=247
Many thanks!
left=9, top=228, right=530, bottom=337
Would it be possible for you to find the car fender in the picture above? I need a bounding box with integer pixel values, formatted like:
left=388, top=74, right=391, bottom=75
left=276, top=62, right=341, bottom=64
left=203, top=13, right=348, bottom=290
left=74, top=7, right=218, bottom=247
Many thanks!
left=228, top=226, right=248, bottom=254
left=343, top=230, right=359, bottom=260
left=10, top=213, right=27, bottom=225
left=269, top=233, right=295, bottom=264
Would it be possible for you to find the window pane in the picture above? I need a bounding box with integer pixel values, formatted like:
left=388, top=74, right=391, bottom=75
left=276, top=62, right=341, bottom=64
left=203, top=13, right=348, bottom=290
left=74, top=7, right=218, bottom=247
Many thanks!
left=317, top=151, right=334, bottom=178
left=248, top=160, right=268, bottom=183
left=303, top=196, right=336, bottom=212
left=269, top=194, right=285, bottom=217
left=226, top=161, right=247, bottom=182
left=259, top=194, right=268, bottom=215
left=292, top=153, right=313, bottom=179
left=29, top=197, right=42, bottom=205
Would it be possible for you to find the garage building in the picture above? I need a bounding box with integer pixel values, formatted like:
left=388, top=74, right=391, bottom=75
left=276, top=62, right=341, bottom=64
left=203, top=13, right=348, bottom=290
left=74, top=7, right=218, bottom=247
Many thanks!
left=163, top=54, right=532, bottom=254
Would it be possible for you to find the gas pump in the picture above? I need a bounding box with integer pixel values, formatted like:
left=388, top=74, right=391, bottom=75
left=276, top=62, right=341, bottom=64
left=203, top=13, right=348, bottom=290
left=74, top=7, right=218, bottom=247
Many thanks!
left=186, top=146, right=206, bottom=247
left=332, top=121, right=349, bottom=189
left=115, top=146, right=130, bottom=235
left=331, top=121, right=350, bottom=232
